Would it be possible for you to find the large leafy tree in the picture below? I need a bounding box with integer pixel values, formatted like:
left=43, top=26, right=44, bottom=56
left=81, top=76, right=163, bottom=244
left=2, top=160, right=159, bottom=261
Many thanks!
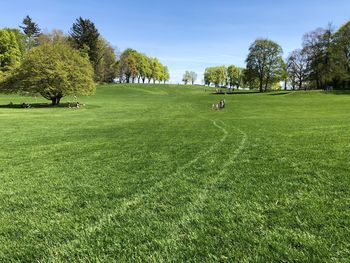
left=302, top=26, right=335, bottom=89
left=69, top=17, right=100, bottom=72
left=204, top=66, right=227, bottom=87
left=331, top=20, right=350, bottom=88
left=94, top=38, right=117, bottom=83
left=246, top=38, right=284, bottom=92
left=0, top=43, right=95, bottom=105
left=0, top=29, right=21, bottom=72
left=118, top=48, right=138, bottom=83
left=287, top=49, right=308, bottom=90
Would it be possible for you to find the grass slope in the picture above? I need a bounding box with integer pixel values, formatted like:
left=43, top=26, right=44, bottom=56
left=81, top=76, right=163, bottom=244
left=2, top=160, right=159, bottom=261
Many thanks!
left=0, top=85, right=349, bottom=262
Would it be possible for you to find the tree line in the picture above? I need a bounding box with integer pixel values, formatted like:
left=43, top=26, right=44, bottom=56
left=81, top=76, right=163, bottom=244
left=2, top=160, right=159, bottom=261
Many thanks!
left=117, top=48, right=169, bottom=84
left=0, top=16, right=170, bottom=105
left=202, top=19, right=350, bottom=92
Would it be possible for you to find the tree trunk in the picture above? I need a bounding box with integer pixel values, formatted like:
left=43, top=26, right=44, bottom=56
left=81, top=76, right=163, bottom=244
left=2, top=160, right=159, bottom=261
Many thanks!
left=51, top=96, right=62, bottom=105
left=259, top=79, right=263, bottom=92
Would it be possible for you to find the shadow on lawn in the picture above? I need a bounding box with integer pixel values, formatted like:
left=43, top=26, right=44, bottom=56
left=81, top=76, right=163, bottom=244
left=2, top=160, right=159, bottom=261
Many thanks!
left=211, top=91, right=260, bottom=95
left=324, top=90, right=350, bottom=95
left=267, top=92, right=291, bottom=96
left=0, top=103, right=77, bottom=109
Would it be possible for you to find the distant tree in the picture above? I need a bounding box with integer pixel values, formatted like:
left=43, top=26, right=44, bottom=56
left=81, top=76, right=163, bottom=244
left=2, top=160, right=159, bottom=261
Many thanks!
left=69, top=17, right=100, bottom=73
left=246, top=38, right=284, bottom=92
left=287, top=49, right=308, bottom=90
left=150, top=57, right=162, bottom=84
left=214, top=66, right=227, bottom=87
left=204, top=66, right=227, bottom=87
left=37, top=29, right=69, bottom=45
left=0, top=43, right=95, bottom=105
left=163, top=66, right=170, bottom=84
left=146, top=57, right=153, bottom=83
left=190, top=71, right=197, bottom=85
left=19, top=15, right=41, bottom=50
left=119, top=48, right=138, bottom=83
left=227, top=65, right=244, bottom=89
left=0, top=29, right=21, bottom=72
left=182, top=71, right=191, bottom=84
left=135, top=53, right=150, bottom=83
left=204, top=67, right=214, bottom=86
left=94, top=38, right=117, bottom=83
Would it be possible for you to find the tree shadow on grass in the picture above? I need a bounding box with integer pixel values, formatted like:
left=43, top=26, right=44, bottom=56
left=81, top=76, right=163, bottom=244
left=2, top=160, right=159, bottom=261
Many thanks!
left=211, top=91, right=260, bottom=95
left=324, top=90, right=350, bottom=95
left=267, top=92, right=291, bottom=96
left=0, top=103, right=98, bottom=109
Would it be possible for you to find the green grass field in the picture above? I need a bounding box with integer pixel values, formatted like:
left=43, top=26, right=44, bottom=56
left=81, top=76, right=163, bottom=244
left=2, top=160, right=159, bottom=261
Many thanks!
left=1, top=84, right=350, bottom=262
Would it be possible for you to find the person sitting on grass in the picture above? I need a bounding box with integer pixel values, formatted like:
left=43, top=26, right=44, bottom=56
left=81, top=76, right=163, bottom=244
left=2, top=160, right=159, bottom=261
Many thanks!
left=21, top=103, right=31, bottom=108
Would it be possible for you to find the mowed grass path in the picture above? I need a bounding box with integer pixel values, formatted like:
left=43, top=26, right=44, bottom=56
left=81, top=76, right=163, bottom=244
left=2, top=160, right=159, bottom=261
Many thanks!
left=0, top=84, right=349, bottom=262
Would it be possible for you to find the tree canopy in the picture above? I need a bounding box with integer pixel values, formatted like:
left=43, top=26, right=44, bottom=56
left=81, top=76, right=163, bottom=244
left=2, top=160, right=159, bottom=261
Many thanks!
left=246, top=38, right=284, bottom=92
left=0, top=43, right=95, bottom=105
left=116, top=49, right=169, bottom=84
left=0, top=29, right=22, bottom=73
left=69, top=17, right=100, bottom=73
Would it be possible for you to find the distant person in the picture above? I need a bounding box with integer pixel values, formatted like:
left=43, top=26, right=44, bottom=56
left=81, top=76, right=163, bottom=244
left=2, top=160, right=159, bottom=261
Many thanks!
left=22, top=103, right=30, bottom=108
left=215, top=103, right=219, bottom=110
left=212, top=103, right=215, bottom=110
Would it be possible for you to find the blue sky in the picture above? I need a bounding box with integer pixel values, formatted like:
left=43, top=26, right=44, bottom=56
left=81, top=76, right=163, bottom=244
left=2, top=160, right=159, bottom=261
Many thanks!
left=1, top=0, right=350, bottom=83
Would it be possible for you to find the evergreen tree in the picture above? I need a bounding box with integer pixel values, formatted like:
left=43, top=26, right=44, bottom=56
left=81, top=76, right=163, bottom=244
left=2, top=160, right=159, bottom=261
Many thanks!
left=70, top=17, right=100, bottom=72
left=19, top=15, right=41, bottom=50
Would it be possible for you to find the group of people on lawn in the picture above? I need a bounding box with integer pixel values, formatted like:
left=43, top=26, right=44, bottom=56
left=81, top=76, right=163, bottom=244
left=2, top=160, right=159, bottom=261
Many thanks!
left=212, top=100, right=226, bottom=110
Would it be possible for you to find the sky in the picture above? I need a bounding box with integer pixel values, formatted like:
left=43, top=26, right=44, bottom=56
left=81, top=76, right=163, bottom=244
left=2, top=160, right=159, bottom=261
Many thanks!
left=1, top=0, right=350, bottom=83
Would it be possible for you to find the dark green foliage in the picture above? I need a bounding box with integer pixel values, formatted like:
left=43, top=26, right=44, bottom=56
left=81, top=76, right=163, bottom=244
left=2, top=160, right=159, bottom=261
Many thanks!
left=69, top=17, right=100, bottom=71
left=19, top=15, right=41, bottom=39
left=246, top=38, right=284, bottom=92
left=19, top=15, right=41, bottom=50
